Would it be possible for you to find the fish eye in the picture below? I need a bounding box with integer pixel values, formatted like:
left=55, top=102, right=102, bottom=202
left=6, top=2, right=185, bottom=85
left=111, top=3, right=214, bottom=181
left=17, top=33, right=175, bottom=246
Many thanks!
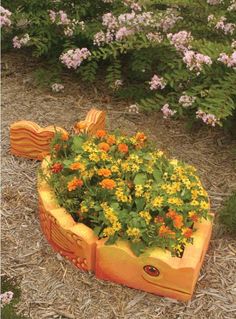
left=143, top=265, right=160, bottom=277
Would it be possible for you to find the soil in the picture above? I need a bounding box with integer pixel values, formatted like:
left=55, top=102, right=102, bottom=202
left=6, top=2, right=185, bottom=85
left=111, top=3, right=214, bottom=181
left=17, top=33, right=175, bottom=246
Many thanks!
left=1, top=51, right=236, bottom=319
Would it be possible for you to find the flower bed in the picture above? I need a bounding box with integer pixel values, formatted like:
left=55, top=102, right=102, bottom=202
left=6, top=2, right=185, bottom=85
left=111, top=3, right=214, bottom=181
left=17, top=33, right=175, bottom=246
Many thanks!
left=37, top=129, right=213, bottom=300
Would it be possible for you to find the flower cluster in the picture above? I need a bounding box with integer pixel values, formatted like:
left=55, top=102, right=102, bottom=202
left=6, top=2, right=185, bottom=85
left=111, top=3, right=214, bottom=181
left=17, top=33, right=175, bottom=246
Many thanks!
left=12, top=34, right=30, bottom=49
left=215, top=16, right=236, bottom=35
left=207, top=0, right=223, bottom=5
left=93, top=8, right=162, bottom=46
left=0, top=6, right=11, bottom=27
left=51, top=83, right=64, bottom=92
left=196, top=109, right=219, bottom=126
left=161, top=104, right=176, bottom=119
left=60, top=48, right=91, bottom=69
left=179, top=95, right=196, bottom=108
left=44, top=129, right=210, bottom=256
left=218, top=51, right=236, bottom=68
left=49, top=10, right=85, bottom=37
left=0, top=291, right=14, bottom=308
left=149, top=74, right=166, bottom=90
left=159, top=9, right=183, bottom=33
left=183, top=50, right=212, bottom=73
left=167, top=31, right=193, bottom=52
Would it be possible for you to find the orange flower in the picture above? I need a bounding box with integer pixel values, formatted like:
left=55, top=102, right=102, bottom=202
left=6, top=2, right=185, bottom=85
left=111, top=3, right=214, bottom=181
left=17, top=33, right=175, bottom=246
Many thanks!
left=70, top=162, right=85, bottom=171
left=182, top=228, right=193, bottom=238
left=188, top=211, right=199, bottom=222
left=173, top=214, right=183, bottom=229
left=98, top=142, right=110, bottom=152
left=154, top=216, right=164, bottom=224
left=51, top=163, right=63, bottom=173
left=67, top=177, right=83, bottom=191
left=135, top=132, right=147, bottom=142
left=166, top=209, right=177, bottom=219
left=96, top=130, right=107, bottom=138
left=159, top=225, right=175, bottom=237
left=106, top=135, right=116, bottom=145
left=97, top=168, right=112, bottom=177
left=54, top=144, right=61, bottom=151
left=61, top=132, right=69, bottom=141
left=118, top=143, right=129, bottom=153
left=100, top=178, right=116, bottom=190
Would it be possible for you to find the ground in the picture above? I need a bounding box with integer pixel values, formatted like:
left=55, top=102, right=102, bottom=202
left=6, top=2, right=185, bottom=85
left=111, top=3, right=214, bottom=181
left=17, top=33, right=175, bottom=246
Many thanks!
left=1, top=52, right=236, bottom=319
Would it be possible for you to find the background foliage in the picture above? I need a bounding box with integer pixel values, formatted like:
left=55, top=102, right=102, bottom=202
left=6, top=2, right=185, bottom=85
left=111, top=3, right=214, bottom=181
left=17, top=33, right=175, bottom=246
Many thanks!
left=2, top=0, right=236, bottom=126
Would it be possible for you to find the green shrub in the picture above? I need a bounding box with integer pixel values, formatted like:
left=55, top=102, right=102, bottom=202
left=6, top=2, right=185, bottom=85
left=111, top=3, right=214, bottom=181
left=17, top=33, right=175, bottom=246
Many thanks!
left=219, top=192, right=236, bottom=235
left=1, top=277, right=29, bottom=319
left=1, top=0, right=236, bottom=126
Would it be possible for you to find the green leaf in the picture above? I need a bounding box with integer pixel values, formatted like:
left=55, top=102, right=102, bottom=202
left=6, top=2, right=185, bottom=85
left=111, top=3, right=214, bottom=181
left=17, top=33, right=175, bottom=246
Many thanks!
left=71, top=136, right=84, bottom=153
left=93, top=226, right=102, bottom=236
left=134, top=173, right=147, bottom=185
left=153, top=169, right=162, bottom=182
left=135, top=198, right=145, bottom=211
left=130, top=241, right=146, bottom=256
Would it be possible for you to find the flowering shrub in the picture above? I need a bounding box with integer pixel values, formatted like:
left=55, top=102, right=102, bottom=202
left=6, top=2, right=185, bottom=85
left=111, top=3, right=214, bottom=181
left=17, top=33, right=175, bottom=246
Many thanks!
left=2, top=0, right=236, bottom=126
left=41, top=130, right=211, bottom=256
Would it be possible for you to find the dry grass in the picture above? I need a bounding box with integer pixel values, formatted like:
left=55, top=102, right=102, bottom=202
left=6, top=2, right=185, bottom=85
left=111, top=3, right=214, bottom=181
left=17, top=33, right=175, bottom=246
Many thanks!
left=1, top=52, right=236, bottom=319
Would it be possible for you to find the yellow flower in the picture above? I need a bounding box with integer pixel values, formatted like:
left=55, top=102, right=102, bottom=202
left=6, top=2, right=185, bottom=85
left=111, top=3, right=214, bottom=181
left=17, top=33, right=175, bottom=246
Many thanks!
left=168, top=197, right=183, bottom=206
left=152, top=196, right=164, bottom=208
left=89, top=153, right=100, bottom=162
left=135, top=185, right=143, bottom=197
left=146, top=165, right=154, bottom=173
left=121, top=162, right=131, bottom=172
left=190, top=200, right=199, bottom=206
left=126, top=227, right=141, bottom=240
left=191, top=189, right=199, bottom=200
left=131, top=164, right=139, bottom=172
left=111, top=165, right=119, bottom=173
left=112, top=222, right=122, bottom=232
left=139, top=211, right=151, bottom=224
left=103, top=227, right=115, bottom=237
left=170, top=159, right=178, bottom=166
left=80, top=205, right=88, bottom=213
left=200, top=201, right=210, bottom=210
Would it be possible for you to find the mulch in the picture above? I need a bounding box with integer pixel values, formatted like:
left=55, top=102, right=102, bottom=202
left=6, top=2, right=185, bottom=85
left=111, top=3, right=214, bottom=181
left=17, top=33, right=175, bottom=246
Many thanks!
left=1, top=51, right=236, bottom=319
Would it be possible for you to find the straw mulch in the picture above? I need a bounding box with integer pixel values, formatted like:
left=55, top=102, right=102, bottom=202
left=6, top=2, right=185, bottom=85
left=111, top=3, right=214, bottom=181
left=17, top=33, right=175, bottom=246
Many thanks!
left=1, top=52, right=236, bottom=319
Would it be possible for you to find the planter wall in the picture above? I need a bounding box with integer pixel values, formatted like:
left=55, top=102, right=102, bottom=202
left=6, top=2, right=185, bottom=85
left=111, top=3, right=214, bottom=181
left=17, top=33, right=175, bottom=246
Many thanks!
left=10, top=121, right=68, bottom=160
left=74, top=108, right=106, bottom=135
left=38, top=160, right=97, bottom=271
left=38, top=159, right=213, bottom=301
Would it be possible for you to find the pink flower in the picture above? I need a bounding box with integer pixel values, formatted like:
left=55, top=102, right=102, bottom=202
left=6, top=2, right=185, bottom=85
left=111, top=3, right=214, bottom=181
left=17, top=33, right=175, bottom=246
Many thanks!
left=215, top=16, right=236, bottom=35
left=196, top=110, right=219, bottom=126
left=12, top=34, right=30, bottom=49
left=183, top=50, right=212, bottom=72
left=0, top=291, right=14, bottom=307
left=218, top=51, right=236, bottom=67
left=207, top=0, right=223, bottom=4
left=179, top=95, right=196, bottom=107
left=49, top=10, right=56, bottom=23
left=167, top=31, right=192, bottom=52
left=149, top=75, right=166, bottom=90
left=60, top=48, right=91, bottom=69
left=161, top=104, right=176, bottom=119
left=115, top=27, right=134, bottom=40
left=146, top=32, right=163, bottom=43
left=0, top=6, right=12, bottom=27
left=51, top=83, right=64, bottom=92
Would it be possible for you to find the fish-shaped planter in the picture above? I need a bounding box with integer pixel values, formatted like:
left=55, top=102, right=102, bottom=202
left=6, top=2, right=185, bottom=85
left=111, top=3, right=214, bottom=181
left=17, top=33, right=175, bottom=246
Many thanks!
left=38, top=159, right=213, bottom=302
left=10, top=121, right=68, bottom=160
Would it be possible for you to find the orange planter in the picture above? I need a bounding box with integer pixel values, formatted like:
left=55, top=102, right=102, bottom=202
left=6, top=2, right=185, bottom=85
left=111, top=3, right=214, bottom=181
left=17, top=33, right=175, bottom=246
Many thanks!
left=38, top=159, right=97, bottom=271
left=38, top=159, right=213, bottom=301
left=10, top=121, right=68, bottom=160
